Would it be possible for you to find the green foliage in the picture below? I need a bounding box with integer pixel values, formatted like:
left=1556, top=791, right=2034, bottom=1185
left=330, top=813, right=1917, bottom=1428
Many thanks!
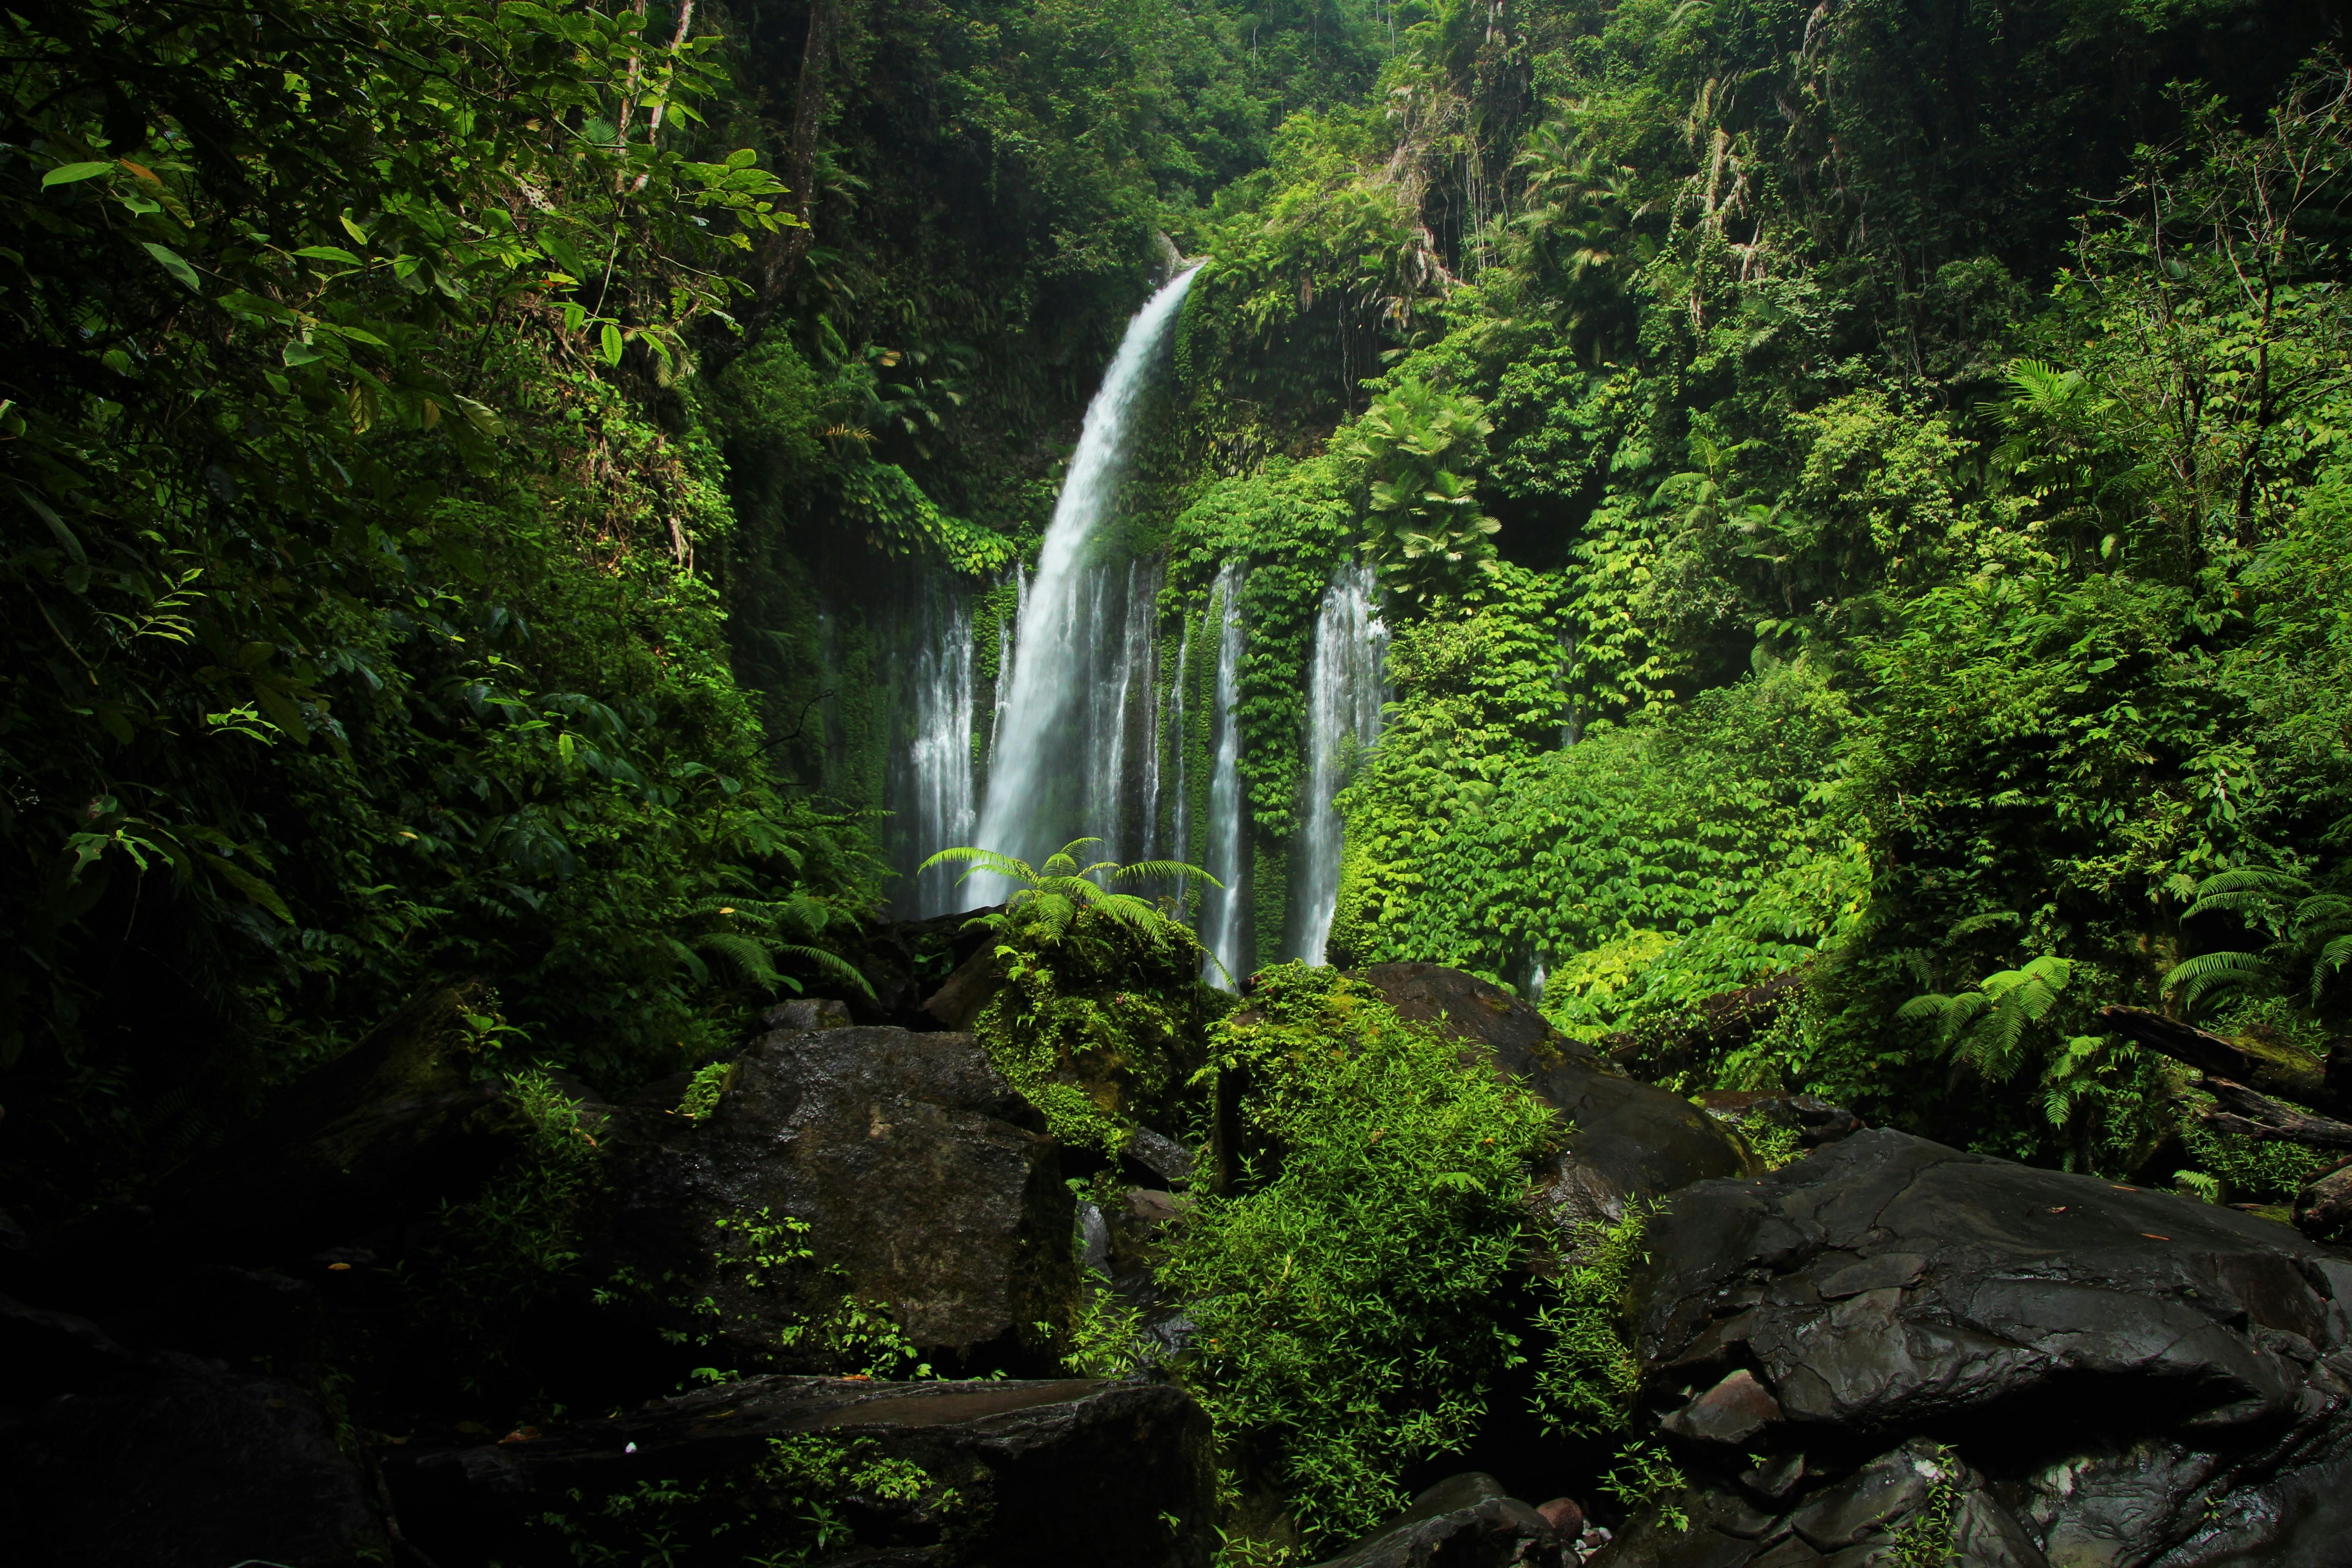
left=1342, top=378, right=1503, bottom=601
left=1062, top=1270, right=1153, bottom=1379
left=932, top=839, right=1226, bottom=1152
left=534, top=1432, right=956, bottom=1567
left=1160, top=965, right=1556, bottom=1553
left=1530, top=1213, right=1647, bottom=1440
left=0, top=0, right=878, bottom=1212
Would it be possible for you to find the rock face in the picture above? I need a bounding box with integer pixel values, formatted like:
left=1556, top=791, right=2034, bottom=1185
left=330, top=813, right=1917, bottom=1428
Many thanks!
left=600, top=1025, right=1076, bottom=1366
left=387, top=1373, right=1216, bottom=1567
left=0, top=1292, right=384, bottom=1568
left=1307, top=1472, right=1564, bottom=1568
left=1348, top=964, right=1756, bottom=1228
left=1693, top=1091, right=1862, bottom=1156
left=1596, top=1128, right=2352, bottom=1566
left=2296, top=1156, right=2352, bottom=1245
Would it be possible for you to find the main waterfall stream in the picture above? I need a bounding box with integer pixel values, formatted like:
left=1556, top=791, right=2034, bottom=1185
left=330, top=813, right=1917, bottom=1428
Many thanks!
left=966, top=265, right=1200, bottom=901
left=889, top=260, right=1388, bottom=982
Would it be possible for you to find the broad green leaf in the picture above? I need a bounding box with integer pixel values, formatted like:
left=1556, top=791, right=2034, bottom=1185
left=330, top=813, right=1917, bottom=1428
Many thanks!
left=141, top=241, right=201, bottom=292
left=43, top=162, right=114, bottom=187
left=293, top=245, right=364, bottom=266
left=600, top=322, right=624, bottom=364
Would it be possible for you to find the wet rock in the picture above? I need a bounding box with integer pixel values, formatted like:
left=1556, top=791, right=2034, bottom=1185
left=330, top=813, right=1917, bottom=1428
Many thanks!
left=2294, top=1156, right=2352, bottom=1246
left=386, top=1373, right=1214, bottom=1567
left=1588, top=1441, right=2043, bottom=1568
left=598, top=1025, right=1075, bottom=1367
left=1346, top=964, right=1756, bottom=1229
left=1694, top=1092, right=1862, bottom=1157
left=1127, top=1124, right=1197, bottom=1185
left=1611, top=1128, right=2352, bottom=1566
left=1632, top=1129, right=2352, bottom=1435
left=1306, top=1471, right=1563, bottom=1568
left=921, top=942, right=1004, bottom=1031
left=1659, top=1367, right=1783, bottom=1447
left=1539, top=1497, right=1586, bottom=1539
left=0, top=1294, right=384, bottom=1568
left=765, top=996, right=857, bottom=1031
left=855, top=904, right=1001, bottom=1027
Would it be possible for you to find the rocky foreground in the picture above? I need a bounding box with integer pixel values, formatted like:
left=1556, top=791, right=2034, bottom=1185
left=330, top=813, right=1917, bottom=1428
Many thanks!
left=3, top=964, right=2347, bottom=1566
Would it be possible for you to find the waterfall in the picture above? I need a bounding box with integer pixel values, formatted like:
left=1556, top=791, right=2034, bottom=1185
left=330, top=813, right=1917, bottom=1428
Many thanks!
left=970, top=265, right=1201, bottom=897
left=1200, top=561, right=1247, bottom=987
left=891, top=577, right=977, bottom=918
left=1294, top=562, right=1389, bottom=965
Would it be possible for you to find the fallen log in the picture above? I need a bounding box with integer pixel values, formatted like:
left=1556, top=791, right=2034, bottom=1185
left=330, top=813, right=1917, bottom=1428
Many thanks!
left=2198, top=1076, right=2352, bottom=1150
left=2098, top=1005, right=2338, bottom=1113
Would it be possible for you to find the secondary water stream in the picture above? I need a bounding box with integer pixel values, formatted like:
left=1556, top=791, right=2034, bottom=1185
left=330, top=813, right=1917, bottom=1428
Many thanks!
left=1293, top=562, right=1387, bottom=965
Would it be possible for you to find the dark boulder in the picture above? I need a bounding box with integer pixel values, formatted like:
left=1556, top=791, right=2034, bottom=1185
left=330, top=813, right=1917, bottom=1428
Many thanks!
left=2295, top=1156, right=2352, bottom=1246
left=1605, top=1128, right=2352, bottom=1565
left=1348, top=964, right=1756, bottom=1229
left=15, top=982, right=612, bottom=1306
left=598, top=1025, right=1076, bottom=1368
left=386, top=1373, right=1215, bottom=1567
left=1306, top=1472, right=1564, bottom=1568
left=1589, top=1440, right=2049, bottom=1568
left=1693, top=1092, right=1862, bottom=1159
left=0, top=1292, right=385, bottom=1568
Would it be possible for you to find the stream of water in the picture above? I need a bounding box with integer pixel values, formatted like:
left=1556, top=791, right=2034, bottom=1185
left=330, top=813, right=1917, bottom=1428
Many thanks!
left=1293, top=562, right=1388, bottom=965
left=965, top=265, right=1202, bottom=901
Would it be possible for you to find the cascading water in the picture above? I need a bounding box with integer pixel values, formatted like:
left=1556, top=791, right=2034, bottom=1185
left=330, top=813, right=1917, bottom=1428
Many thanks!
left=1293, top=562, right=1388, bottom=965
left=969, top=265, right=1201, bottom=896
left=1200, top=561, right=1248, bottom=987
left=889, top=576, right=977, bottom=918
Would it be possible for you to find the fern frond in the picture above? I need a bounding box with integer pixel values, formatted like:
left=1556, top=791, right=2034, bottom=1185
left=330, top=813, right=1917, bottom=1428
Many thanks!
left=2314, top=935, right=2352, bottom=1000
left=1944, top=909, right=2020, bottom=942
left=695, top=931, right=783, bottom=987
left=921, top=846, right=1034, bottom=886
left=1110, top=858, right=1224, bottom=890
left=2185, top=868, right=2309, bottom=920
left=774, top=944, right=879, bottom=1000
left=2163, top=950, right=2274, bottom=1012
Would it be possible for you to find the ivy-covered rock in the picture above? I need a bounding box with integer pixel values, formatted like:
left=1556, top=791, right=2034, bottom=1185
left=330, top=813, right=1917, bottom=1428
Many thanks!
left=596, top=1024, right=1077, bottom=1372
left=1609, top=1128, right=2352, bottom=1564
left=384, top=1373, right=1215, bottom=1567
left=1348, top=964, right=1756, bottom=1228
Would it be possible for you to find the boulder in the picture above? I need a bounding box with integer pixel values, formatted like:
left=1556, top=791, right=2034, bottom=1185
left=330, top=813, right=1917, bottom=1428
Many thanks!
left=1606, top=1128, right=2352, bottom=1565
left=385, top=1373, right=1216, bottom=1567
left=1589, top=1440, right=2049, bottom=1568
left=36, top=981, right=547, bottom=1279
left=2295, top=1156, right=2352, bottom=1246
left=598, top=1025, right=1076, bottom=1368
left=1348, top=964, right=1756, bottom=1229
left=0, top=1292, right=385, bottom=1568
left=1306, top=1471, right=1563, bottom=1568
left=1693, top=1092, right=1862, bottom=1158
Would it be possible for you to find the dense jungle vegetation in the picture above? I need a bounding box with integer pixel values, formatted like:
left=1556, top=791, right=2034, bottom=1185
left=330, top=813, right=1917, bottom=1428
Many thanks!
left=8, top=0, right=2352, bottom=1563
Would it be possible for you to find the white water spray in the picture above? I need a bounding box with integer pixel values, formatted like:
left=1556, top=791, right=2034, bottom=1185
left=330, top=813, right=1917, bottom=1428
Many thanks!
left=1200, top=561, right=1247, bottom=987
left=1294, top=563, right=1388, bottom=965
